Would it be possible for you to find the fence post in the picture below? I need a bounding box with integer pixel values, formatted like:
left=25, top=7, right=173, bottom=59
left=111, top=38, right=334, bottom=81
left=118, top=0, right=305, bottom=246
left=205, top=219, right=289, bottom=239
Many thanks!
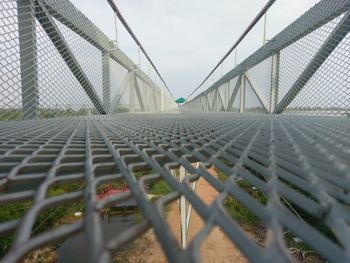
left=226, top=81, right=230, bottom=111
left=129, top=70, right=135, bottom=112
left=161, top=87, right=164, bottom=111
left=17, top=0, right=38, bottom=119
left=270, top=51, right=280, bottom=113
left=179, top=166, right=187, bottom=249
left=102, top=51, right=110, bottom=113
left=216, top=89, right=219, bottom=111
left=240, top=74, right=246, bottom=113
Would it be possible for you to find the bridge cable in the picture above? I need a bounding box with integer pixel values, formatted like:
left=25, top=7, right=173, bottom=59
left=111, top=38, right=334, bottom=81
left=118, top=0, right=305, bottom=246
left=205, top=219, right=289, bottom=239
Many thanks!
left=186, top=0, right=276, bottom=100
left=107, top=0, right=174, bottom=99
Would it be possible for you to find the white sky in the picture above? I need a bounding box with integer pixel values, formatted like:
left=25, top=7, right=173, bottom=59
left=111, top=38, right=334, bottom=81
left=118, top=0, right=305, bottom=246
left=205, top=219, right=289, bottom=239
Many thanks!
left=70, top=0, right=320, bottom=99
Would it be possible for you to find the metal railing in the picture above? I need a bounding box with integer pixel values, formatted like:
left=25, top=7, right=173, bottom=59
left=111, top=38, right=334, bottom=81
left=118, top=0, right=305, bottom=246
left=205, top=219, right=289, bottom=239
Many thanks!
left=185, top=0, right=350, bottom=117
left=0, top=112, right=349, bottom=263
left=1, top=1, right=350, bottom=263
left=0, top=0, right=176, bottom=121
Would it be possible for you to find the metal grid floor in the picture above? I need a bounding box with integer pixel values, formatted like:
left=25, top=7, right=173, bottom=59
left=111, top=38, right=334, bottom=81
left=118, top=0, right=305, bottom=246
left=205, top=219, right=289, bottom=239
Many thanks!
left=0, top=111, right=349, bottom=262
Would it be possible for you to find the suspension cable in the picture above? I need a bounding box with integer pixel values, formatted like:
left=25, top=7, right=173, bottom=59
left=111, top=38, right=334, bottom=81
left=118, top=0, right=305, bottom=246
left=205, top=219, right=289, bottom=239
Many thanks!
left=186, top=0, right=276, bottom=100
left=106, top=0, right=174, bottom=99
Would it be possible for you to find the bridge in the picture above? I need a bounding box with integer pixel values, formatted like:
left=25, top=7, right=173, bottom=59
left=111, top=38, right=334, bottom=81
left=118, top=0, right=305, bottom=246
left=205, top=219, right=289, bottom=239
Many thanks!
left=0, top=0, right=349, bottom=262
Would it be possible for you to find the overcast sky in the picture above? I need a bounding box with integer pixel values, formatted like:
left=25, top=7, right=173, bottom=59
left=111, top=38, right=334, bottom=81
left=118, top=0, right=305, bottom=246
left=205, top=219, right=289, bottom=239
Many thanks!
left=70, top=0, right=320, bottom=99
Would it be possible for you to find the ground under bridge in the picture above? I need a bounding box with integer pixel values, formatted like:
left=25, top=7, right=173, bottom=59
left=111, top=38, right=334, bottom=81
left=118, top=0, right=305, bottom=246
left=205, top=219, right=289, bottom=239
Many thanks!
left=0, top=0, right=350, bottom=262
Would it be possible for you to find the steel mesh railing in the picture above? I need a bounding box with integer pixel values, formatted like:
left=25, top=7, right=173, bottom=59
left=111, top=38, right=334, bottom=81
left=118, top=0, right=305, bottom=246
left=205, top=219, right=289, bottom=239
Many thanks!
left=0, top=112, right=349, bottom=262
left=1, top=0, right=350, bottom=262
left=185, top=0, right=350, bottom=117
left=0, top=0, right=175, bottom=121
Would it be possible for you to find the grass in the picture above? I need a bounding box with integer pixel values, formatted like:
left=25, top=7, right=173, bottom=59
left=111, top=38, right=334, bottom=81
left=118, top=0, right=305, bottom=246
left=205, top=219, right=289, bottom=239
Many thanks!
left=111, top=176, right=174, bottom=262
left=112, top=177, right=173, bottom=263
left=0, top=108, right=97, bottom=121
left=0, top=201, right=31, bottom=257
left=148, top=180, right=172, bottom=196
left=217, top=169, right=267, bottom=230
left=0, top=183, right=84, bottom=258
left=215, top=165, right=331, bottom=262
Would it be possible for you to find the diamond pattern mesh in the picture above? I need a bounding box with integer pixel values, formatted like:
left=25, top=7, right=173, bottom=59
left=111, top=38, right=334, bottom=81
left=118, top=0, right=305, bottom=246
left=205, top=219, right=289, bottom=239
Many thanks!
left=186, top=1, right=350, bottom=117
left=0, top=112, right=349, bottom=262
left=0, top=0, right=173, bottom=121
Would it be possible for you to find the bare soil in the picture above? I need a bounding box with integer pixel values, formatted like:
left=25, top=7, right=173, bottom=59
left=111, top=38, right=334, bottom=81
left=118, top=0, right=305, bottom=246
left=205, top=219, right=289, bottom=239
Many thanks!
left=22, top=246, right=57, bottom=263
left=114, top=168, right=325, bottom=263
left=114, top=168, right=248, bottom=263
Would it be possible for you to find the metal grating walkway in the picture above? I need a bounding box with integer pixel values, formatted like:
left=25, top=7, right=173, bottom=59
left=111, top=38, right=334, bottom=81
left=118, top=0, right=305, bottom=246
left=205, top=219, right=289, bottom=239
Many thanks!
left=0, top=111, right=349, bottom=262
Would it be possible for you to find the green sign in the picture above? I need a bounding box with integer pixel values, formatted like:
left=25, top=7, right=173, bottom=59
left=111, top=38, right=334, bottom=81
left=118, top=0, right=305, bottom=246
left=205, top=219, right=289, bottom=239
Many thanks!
left=175, top=97, right=186, bottom=104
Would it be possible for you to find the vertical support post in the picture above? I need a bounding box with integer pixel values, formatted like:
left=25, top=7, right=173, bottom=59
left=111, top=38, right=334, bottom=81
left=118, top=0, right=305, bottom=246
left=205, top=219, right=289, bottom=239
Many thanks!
left=186, top=162, right=199, bottom=233
left=129, top=71, right=135, bottom=112
left=206, top=93, right=211, bottom=111
left=171, top=169, right=177, bottom=178
left=35, top=1, right=106, bottom=114
left=270, top=51, right=280, bottom=113
left=102, top=51, right=110, bottom=113
left=143, top=81, right=148, bottom=111
left=132, top=71, right=145, bottom=112
left=240, top=74, right=246, bottom=113
left=216, top=89, right=219, bottom=111
left=263, top=13, right=267, bottom=45
left=161, top=87, right=164, bottom=111
left=17, top=0, right=38, bottom=119
left=179, top=166, right=187, bottom=249
left=226, top=81, right=230, bottom=111
left=153, top=85, right=158, bottom=112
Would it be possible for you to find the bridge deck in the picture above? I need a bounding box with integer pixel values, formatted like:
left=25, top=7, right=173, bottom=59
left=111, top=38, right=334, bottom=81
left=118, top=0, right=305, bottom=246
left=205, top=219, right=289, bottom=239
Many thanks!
left=0, top=111, right=349, bottom=262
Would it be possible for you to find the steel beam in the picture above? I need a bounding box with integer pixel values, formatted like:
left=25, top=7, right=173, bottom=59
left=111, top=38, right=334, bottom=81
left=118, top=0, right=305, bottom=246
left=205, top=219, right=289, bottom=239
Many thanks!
left=186, top=0, right=350, bottom=104
left=161, top=87, right=164, bottom=111
left=226, top=81, right=230, bottom=110
left=244, top=73, right=269, bottom=113
left=17, top=0, right=38, bottom=119
left=1, top=113, right=350, bottom=262
left=35, top=0, right=106, bottom=114
left=199, top=97, right=205, bottom=110
left=129, top=71, right=135, bottom=112
left=43, top=0, right=132, bottom=70
left=211, top=90, right=217, bottom=111
left=205, top=92, right=210, bottom=111
left=144, top=82, right=150, bottom=111
left=217, top=89, right=225, bottom=111
left=43, top=0, right=169, bottom=108
left=110, top=72, right=130, bottom=113
left=274, top=12, right=350, bottom=114
left=186, top=163, right=199, bottom=234
left=102, top=51, right=110, bottom=113
left=227, top=76, right=242, bottom=111
left=240, top=75, right=246, bottom=113
left=132, top=72, right=145, bottom=112
left=179, top=166, right=187, bottom=249
left=270, top=51, right=280, bottom=113
left=152, top=85, right=158, bottom=111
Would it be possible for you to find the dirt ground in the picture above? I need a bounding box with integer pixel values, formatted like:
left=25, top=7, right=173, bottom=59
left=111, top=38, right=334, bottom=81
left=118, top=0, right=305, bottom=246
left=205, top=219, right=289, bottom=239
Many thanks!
left=115, top=168, right=248, bottom=263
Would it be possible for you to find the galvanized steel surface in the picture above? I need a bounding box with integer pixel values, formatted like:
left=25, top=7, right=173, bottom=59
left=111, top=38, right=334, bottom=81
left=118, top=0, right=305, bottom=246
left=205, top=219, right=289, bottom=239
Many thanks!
left=0, top=111, right=349, bottom=262
left=0, top=0, right=175, bottom=121
left=186, top=0, right=350, bottom=117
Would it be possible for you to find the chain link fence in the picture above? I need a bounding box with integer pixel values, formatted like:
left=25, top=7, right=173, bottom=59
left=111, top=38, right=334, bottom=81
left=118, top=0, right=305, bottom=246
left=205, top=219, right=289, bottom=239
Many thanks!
left=0, top=0, right=175, bottom=121
left=185, top=0, right=350, bottom=117
left=0, top=112, right=349, bottom=262
left=1, top=0, right=350, bottom=262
